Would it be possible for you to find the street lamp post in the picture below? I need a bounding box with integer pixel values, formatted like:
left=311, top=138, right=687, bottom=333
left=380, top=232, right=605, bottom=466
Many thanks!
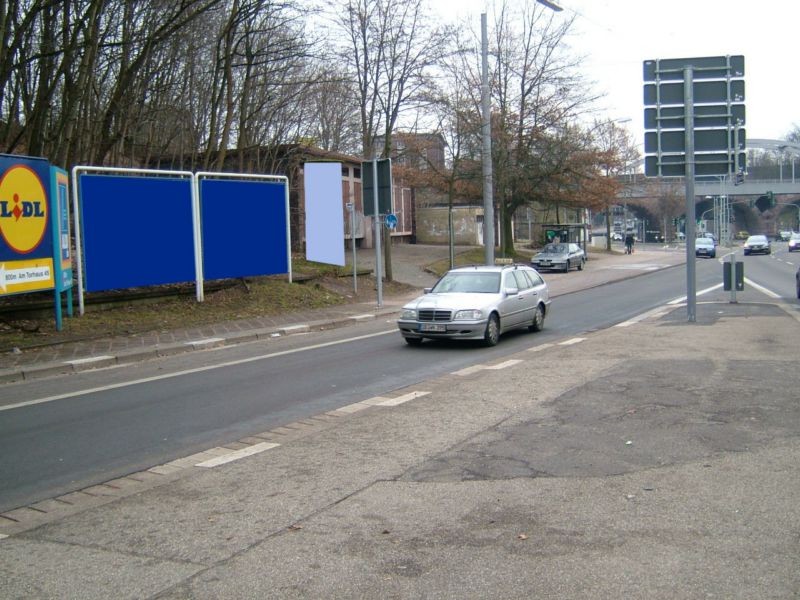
left=480, top=0, right=562, bottom=265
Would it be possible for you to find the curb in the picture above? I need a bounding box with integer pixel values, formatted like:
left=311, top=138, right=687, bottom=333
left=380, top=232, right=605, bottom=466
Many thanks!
left=0, top=307, right=404, bottom=384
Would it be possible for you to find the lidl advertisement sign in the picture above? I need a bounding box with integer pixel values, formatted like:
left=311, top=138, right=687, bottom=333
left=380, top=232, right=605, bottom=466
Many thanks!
left=0, top=155, right=55, bottom=296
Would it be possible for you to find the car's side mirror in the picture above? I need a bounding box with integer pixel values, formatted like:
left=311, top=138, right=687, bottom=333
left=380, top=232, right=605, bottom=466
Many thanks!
left=423, top=287, right=432, bottom=294
left=503, top=287, right=518, bottom=296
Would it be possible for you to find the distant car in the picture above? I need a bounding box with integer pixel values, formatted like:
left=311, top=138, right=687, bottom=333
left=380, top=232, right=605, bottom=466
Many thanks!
left=397, top=264, right=551, bottom=347
left=697, top=231, right=717, bottom=245
left=676, top=232, right=686, bottom=241
left=611, top=232, right=623, bottom=241
left=743, top=235, right=771, bottom=256
left=779, top=230, right=792, bottom=241
left=735, top=230, right=749, bottom=240
left=788, top=232, right=800, bottom=252
left=530, top=242, right=585, bottom=273
left=695, top=237, right=716, bottom=258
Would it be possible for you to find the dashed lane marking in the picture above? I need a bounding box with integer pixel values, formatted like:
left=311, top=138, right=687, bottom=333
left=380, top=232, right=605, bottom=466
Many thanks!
left=526, top=343, right=554, bottom=353
left=195, top=442, right=280, bottom=468
left=558, top=338, right=586, bottom=346
left=453, top=359, right=522, bottom=376
left=373, top=390, right=431, bottom=406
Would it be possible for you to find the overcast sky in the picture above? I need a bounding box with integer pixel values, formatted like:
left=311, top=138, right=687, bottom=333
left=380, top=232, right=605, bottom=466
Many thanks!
left=434, top=0, right=797, bottom=151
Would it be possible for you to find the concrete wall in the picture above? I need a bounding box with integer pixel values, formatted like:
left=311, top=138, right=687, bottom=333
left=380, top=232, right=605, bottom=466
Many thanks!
left=415, top=206, right=483, bottom=245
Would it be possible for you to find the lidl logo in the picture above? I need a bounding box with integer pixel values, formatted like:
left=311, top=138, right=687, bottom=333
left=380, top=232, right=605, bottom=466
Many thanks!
left=0, top=164, right=48, bottom=254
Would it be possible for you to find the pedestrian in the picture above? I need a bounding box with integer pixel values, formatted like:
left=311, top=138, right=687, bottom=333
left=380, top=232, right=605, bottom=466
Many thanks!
left=624, top=233, right=635, bottom=254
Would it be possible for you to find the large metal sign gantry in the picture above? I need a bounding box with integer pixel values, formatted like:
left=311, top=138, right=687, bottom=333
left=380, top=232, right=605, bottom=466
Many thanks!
left=643, top=55, right=746, bottom=322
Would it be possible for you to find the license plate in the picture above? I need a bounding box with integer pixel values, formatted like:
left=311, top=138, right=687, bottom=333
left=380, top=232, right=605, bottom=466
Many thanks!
left=540, top=261, right=551, bottom=266
left=420, top=323, right=446, bottom=332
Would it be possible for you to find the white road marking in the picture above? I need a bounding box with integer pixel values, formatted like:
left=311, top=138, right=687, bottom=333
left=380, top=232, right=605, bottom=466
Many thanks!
left=558, top=338, right=585, bottom=346
left=1, top=329, right=397, bottom=412
left=184, top=338, right=225, bottom=348
left=195, top=441, right=279, bottom=468
left=485, top=359, right=523, bottom=370
left=453, top=360, right=522, bottom=376
left=349, top=314, right=376, bottom=322
left=65, top=355, right=114, bottom=365
left=743, top=277, right=781, bottom=299
left=615, top=306, right=672, bottom=327
left=526, top=343, right=554, bottom=353
left=374, top=390, right=431, bottom=406
left=667, top=283, right=723, bottom=305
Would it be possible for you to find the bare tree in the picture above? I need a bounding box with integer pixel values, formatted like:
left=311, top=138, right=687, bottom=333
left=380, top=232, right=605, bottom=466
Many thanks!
left=485, top=1, right=599, bottom=254
left=335, top=0, right=443, bottom=279
left=592, top=118, right=640, bottom=249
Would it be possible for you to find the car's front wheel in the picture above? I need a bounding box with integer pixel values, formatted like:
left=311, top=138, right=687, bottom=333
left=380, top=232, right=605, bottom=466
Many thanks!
left=563, top=260, right=570, bottom=273
left=577, top=258, right=584, bottom=271
left=529, top=304, right=545, bottom=332
left=483, top=314, right=500, bottom=346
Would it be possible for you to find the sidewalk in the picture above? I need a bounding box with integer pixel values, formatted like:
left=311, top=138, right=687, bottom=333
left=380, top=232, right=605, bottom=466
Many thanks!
left=0, top=244, right=686, bottom=383
left=1, top=265, right=798, bottom=598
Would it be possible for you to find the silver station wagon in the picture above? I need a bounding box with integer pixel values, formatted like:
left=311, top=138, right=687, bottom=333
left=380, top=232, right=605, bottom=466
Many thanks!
left=397, top=264, right=551, bottom=347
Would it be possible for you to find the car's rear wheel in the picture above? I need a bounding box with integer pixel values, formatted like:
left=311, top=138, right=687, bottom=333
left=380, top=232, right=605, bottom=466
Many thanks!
left=529, top=304, right=544, bottom=332
left=483, top=314, right=500, bottom=346
left=577, top=259, right=584, bottom=271
left=404, top=337, right=423, bottom=346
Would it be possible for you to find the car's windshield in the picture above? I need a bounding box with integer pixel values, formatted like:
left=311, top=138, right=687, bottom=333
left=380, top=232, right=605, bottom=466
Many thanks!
left=432, top=272, right=501, bottom=294
left=747, top=236, right=766, bottom=243
left=542, top=244, right=566, bottom=254
left=697, top=238, right=712, bottom=245
left=791, top=233, right=800, bottom=240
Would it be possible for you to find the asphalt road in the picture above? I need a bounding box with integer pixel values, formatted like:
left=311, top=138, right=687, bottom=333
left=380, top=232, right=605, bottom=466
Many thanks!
left=0, top=247, right=796, bottom=513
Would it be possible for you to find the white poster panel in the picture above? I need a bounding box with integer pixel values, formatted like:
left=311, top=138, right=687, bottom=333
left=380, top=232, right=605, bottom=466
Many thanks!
left=304, top=162, right=345, bottom=266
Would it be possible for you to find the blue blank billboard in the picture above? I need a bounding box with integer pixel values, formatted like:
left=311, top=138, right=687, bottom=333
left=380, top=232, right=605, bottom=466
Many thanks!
left=79, top=174, right=195, bottom=291
left=199, top=178, right=288, bottom=280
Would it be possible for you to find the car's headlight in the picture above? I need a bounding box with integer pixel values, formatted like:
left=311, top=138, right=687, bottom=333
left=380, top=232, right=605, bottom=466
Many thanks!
left=453, top=309, right=483, bottom=320
left=400, top=309, right=417, bottom=319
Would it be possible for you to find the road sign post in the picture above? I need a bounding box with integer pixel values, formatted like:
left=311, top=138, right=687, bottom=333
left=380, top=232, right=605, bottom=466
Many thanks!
left=644, top=55, right=745, bottom=323
left=361, top=158, right=392, bottom=307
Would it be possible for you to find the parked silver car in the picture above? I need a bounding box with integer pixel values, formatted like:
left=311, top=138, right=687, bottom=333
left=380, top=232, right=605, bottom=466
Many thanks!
left=397, top=264, right=551, bottom=347
left=530, top=242, right=585, bottom=272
